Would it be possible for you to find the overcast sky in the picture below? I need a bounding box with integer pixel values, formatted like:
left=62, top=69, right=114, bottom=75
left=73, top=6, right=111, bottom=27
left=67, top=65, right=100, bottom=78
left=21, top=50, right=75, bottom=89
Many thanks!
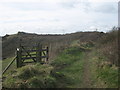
left=0, top=0, right=118, bottom=36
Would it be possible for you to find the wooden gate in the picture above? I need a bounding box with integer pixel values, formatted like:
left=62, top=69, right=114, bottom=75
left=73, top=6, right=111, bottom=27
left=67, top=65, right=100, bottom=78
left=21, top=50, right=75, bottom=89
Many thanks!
left=16, top=44, right=49, bottom=68
left=2, top=44, right=49, bottom=75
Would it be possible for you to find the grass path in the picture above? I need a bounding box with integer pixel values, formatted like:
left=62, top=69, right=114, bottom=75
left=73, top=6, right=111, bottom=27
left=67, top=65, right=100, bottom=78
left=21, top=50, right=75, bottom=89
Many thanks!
left=51, top=45, right=95, bottom=88
left=80, top=52, right=92, bottom=88
left=80, top=49, right=119, bottom=88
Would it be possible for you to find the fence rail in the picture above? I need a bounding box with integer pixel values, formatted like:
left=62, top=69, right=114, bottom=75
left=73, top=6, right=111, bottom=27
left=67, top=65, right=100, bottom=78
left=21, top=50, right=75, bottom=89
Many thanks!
left=2, top=56, right=17, bottom=75
left=16, top=44, right=49, bottom=68
left=2, top=43, right=49, bottom=75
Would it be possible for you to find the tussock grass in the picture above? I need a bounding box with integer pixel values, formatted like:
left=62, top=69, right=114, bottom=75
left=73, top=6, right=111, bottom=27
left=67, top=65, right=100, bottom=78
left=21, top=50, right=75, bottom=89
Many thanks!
left=3, top=63, right=72, bottom=88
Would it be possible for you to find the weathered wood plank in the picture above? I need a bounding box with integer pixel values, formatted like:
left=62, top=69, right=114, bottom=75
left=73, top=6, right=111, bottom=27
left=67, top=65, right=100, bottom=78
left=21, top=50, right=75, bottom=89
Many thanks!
left=43, top=51, right=46, bottom=56
left=42, top=49, right=47, bottom=51
left=36, top=44, right=42, bottom=62
left=22, top=56, right=36, bottom=60
left=22, top=56, right=48, bottom=59
left=21, top=46, right=36, bottom=62
left=16, top=47, right=22, bottom=68
left=22, top=53, right=36, bottom=56
left=41, top=56, right=48, bottom=58
left=46, top=46, right=49, bottom=61
left=2, top=56, right=17, bottom=74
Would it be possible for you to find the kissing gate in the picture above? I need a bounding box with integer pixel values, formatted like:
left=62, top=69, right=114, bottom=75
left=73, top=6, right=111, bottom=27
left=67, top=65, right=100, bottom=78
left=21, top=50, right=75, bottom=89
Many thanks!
left=16, top=44, right=49, bottom=68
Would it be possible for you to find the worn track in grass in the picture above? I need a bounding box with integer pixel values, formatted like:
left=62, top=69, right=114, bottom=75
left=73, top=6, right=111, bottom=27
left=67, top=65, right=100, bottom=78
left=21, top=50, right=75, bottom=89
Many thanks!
left=80, top=52, right=92, bottom=88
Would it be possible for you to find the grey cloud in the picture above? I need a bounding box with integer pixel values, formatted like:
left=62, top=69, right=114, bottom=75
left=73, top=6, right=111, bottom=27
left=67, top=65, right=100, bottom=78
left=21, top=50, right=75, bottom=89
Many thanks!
left=59, top=2, right=75, bottom=9
left=77, top=2, right=117, bottom=14
left=93, top=2, right=117, bottom=13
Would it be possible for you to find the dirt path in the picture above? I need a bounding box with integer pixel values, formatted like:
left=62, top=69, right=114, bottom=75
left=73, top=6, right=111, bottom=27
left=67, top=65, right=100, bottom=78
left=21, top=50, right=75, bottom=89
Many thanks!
left=80, top=52, right=92, bottom=88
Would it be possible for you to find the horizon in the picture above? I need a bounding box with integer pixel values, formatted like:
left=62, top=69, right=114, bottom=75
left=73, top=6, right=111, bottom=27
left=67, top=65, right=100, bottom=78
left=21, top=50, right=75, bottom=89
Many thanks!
left=1, top=30, right=107, bottom=37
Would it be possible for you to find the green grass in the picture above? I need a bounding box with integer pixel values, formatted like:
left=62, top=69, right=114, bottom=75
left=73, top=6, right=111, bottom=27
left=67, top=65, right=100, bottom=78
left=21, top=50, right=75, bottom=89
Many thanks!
left=3, top=64, right=71, bottom=88
left=2, top=57, right=16, bottom=75
left=2, top=57, right=15, bottom=71
left=97, top=65, right=118, bottom=87
left=90, top=50, right=119, bottom=88
left=51, top=46, right=85, bottom=88
left=59, top=54, right=84, bottom=88
left=3, top=39, right=119, bottom=88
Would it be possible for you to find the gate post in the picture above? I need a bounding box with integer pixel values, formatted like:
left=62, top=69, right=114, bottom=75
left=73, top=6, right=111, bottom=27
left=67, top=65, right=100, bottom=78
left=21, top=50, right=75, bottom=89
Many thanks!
left=16, top=47, right=22, bottom=68
left=36, top=44, right=42, bottom=63
left=46, top=46, right=49, bottom=62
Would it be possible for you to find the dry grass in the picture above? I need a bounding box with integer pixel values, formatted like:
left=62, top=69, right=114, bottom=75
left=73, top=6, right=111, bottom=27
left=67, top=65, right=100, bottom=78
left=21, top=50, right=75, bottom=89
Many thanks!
left=97, top=30, right=118, bottom=66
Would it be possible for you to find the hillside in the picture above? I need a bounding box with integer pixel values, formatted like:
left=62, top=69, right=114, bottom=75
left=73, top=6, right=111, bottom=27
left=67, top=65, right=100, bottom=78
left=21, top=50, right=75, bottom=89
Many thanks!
left=2, top=29, right=119, bottom=88
left=2, top=31, right=105, bottom=60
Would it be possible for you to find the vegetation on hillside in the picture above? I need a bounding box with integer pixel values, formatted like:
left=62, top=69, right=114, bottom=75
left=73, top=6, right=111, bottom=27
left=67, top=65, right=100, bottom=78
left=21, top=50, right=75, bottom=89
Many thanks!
left=3, top=64, right=72, bottom=88
left=3, top=46, right=87, bottom=88
left=2, top=31, right=104, bottom=60
left=90, top=29, right=119, bottom=88
left=2, top=29, right=119, bottom=88
left=97, top=30, right=118, bottom=66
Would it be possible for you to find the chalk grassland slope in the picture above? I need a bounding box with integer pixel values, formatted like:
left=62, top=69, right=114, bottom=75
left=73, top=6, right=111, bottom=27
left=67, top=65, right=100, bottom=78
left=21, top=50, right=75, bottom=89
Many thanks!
left=2, top=31, right=104, bottom=60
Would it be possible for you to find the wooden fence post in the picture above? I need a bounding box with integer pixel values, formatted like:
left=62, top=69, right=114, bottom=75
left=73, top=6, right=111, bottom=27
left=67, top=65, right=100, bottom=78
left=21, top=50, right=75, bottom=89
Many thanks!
left=16, top=47, right=22, bottom=68
left=36, top=44, right=42, bottom=63
left=46, top=46, right=49, bottom=62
